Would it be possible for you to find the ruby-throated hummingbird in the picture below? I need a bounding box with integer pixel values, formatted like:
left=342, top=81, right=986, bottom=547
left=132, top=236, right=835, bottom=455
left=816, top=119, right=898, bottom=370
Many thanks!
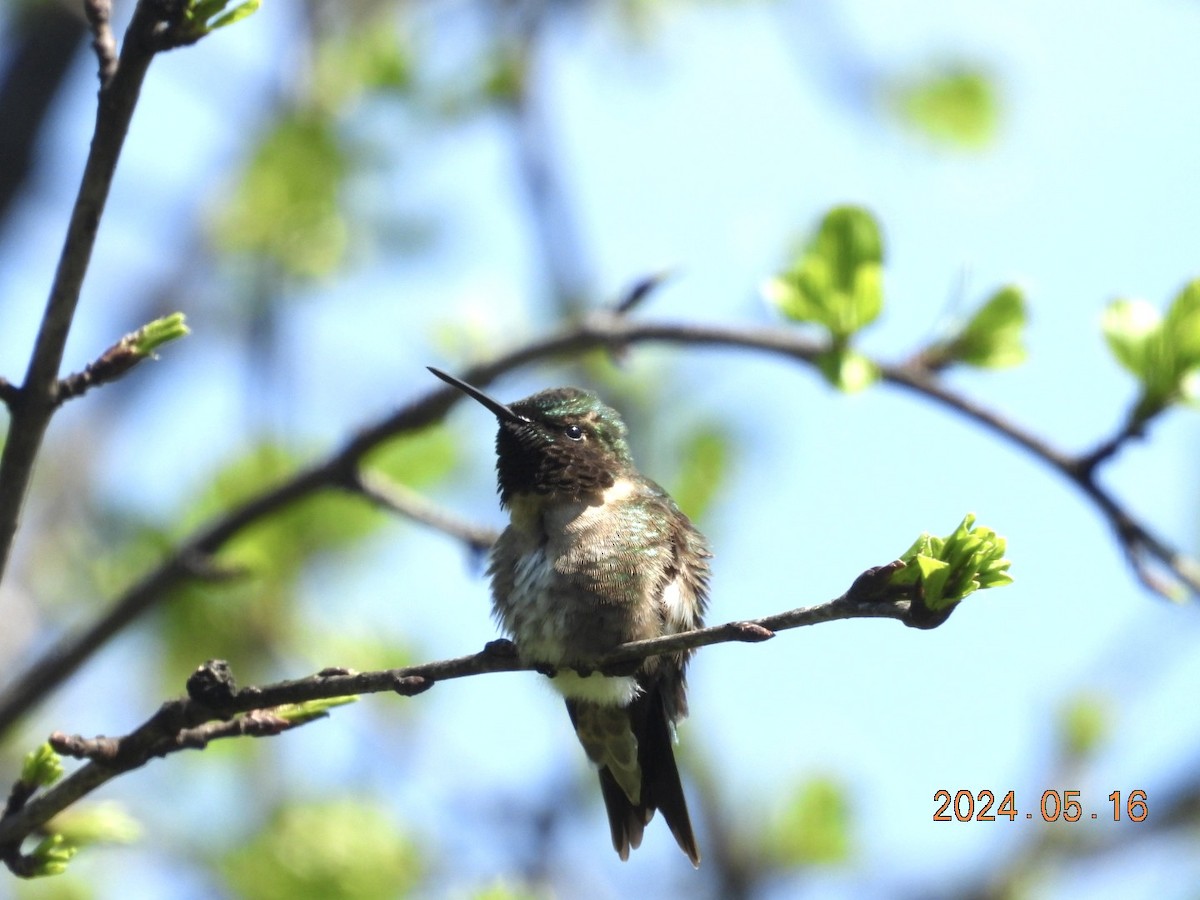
left=429, top=367, right=711, bottom=866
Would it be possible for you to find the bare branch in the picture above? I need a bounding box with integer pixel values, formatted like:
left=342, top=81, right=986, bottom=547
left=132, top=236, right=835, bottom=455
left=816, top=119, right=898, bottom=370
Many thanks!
left=349, top=469, right=500, bottom=555
left=1072, top=411, right=1151, bottom=476
left=0, top=572, right=934, bottom=857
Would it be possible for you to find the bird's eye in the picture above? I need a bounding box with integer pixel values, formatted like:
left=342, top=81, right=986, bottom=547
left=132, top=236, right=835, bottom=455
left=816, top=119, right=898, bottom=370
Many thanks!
left=564, top=424, right=584, bottom=441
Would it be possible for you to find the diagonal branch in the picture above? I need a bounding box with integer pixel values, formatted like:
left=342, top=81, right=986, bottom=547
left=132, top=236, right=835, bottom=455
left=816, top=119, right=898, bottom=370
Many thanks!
left=0, top=567, right=930, bottom=856
left=1, top=310, right=1193, bottom=737
left=348, top=469, right=499, bottom=555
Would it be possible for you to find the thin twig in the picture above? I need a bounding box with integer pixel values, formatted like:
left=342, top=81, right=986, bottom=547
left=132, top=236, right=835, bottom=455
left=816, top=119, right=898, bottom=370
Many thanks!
left=0, top=575, right=930, bottom=853
left=83, top=0, right=118, bottom=87
left=613, top=269, right=676, bottom=315
left=350, top=469, right=500, bottom=555
left=54, top=334, right=166, bottom=407
left=0, top=378, right=18, bottom=410
left=1073, top=411, right=1149, bottom=476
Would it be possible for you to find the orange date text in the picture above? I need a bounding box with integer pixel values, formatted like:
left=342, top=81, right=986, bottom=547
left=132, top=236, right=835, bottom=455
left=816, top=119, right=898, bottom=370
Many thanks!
left=932, top=789, right=1148, bottom=822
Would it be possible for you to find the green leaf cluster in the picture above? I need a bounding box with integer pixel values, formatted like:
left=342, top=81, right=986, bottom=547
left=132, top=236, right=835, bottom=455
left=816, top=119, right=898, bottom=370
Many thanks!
left=160, top=446, right=374, bottom=673
left=219, top=800, right=422, bottom=900
left=1102, top=278, right=1200, bottom=423
left=893, top=513, right=1012, bottom=611
left=763, top=776, right=853, bottom=866
left=214, top=112, right=348, bottom=279
left=313, top=16, right=412, bottom=111
left=889, top=63, right=1000, bottom=150
left=212, top=13, right=427, bottom=279
left=765, top=206, right=883, bottom=339
left=921, top=285, right=1027, bottom=369
left=764, top=206, right=884, bottom=392
left=158, top=432, right=454, bottom=676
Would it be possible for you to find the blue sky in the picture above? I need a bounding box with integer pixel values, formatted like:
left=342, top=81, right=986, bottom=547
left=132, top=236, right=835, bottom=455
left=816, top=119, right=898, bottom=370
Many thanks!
left=3, top=1, right=1200, bottom=897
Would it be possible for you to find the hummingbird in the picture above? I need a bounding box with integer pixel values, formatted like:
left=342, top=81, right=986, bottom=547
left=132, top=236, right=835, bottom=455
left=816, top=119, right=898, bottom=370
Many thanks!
left=429, top=367, right=710, bottom=866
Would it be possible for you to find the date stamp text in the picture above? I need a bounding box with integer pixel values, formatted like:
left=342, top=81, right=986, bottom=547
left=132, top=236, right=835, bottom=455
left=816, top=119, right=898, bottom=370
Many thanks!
left=933, top=789, right=1148, bottom=822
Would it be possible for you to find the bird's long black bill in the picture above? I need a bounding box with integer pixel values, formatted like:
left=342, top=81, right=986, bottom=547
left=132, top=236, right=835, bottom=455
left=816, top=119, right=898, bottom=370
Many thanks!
left=428, top=366, right=525, bottom=424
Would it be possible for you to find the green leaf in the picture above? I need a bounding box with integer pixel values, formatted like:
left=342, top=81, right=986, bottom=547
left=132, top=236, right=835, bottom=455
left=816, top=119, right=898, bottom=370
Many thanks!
left=182, top=0, right=261, bottom=40
left=1102, top=297, right=1160, bottom=380
left=815, top=346, right=879, bottom=393
left=219, top=800, right=422, bottom=900
left=273, top=695, right=359, bottom=726
left=208, top=0, right=261, bottom=31
left=160, top=445, right=386, bottom=676
left=186, top=0, right=228, bottom=23
left=1165, top=278, right=1200, bottom=382
left=214, top=112, right=348, bottom=279
left=764, top=776, right=853, bottom=866
left=766, top=206, right=884, bottom=340
left=815, top=206, right=884, bottom=302
left=890, top=63, right=1000, bottom=150
left=21, top=743, right=64, bottom=789
left=892, top=513, right=1012, bottom=611
left=1103, top=280, right=1200, bottom=420
left=667, top=423, right=731, bottom=522
left=1058, top=693, right=1109, bottom=762
left=363, top=425, right=458, bottom=488
left=48, top=803, right=142, bottom=848
left=925, top=285, right=1027, bottom=369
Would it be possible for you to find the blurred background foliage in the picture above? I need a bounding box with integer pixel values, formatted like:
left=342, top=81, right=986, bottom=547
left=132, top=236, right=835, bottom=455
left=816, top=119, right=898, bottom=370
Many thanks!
left=0, top=0, right=1197, bottom=898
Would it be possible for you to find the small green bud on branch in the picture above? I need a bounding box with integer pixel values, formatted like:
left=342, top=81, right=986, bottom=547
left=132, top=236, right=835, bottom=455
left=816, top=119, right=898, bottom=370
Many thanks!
left=19, top=744, right=64, bottom=791
left=273, top=696, right=359, bottom=726
left=26, top=834, right=76, bottom=877
left=178, top=0, right=262, bottom=43
left=55, top=313, right=189, bottom=406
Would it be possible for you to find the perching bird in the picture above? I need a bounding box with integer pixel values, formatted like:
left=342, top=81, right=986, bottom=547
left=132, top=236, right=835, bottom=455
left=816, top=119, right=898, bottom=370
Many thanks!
left=430, top=367, right=710, bottom=866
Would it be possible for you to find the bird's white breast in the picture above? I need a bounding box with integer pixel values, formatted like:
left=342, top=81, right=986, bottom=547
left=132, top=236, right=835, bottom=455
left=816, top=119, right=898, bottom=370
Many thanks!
left=501, top=494, right=642, bottom=708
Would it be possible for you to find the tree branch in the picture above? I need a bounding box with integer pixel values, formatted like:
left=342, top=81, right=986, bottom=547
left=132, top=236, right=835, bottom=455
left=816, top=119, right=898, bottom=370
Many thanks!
left=0, top=379, right=18, bottom=410
left=0, top=568, right=932, bottom=858
left=1, top=308, right=1193, bottom=736
left=348, top=469, right=500, bottom=556
left=0, top=0, right=191, bottom=588
left=54, top=313, right=190, bottom=407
